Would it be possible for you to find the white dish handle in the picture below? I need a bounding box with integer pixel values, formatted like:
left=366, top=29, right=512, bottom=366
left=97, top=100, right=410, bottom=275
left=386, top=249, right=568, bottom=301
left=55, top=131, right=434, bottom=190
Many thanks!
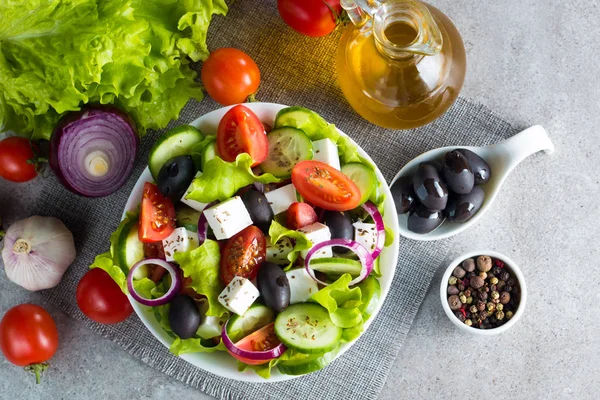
left=494, top=125, right=555, bottom=173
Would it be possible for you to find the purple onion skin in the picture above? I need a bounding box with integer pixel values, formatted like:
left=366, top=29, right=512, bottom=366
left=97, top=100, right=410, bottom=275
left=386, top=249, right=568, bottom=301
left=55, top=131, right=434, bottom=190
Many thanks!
left=49, top=105, right=139, bottom=197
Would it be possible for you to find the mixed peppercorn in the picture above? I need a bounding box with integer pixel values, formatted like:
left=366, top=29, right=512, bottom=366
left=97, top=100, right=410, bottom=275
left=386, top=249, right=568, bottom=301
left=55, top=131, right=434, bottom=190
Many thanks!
left=447, top=255, right=520, bottom=329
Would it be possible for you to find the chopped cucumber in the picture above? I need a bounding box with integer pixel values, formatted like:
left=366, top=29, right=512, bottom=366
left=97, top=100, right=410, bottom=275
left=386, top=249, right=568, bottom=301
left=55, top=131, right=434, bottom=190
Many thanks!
left=201, top=140, right=218, bottom=171
left=116, top=219, right=146, bottom=279
left=274, top=107, right=339, bottom=141
left=309, top=257, right=362, bottom=276
left=261, top=127, right=313, bottom=178
left=175, top=204, right=201, bottom=232
left=274, top=303, right=342, bottom=354
left=277, top=346, right=339, bottom=375
left=148, top=125, right=204, bottom=180
left=341, top=163, right=377, bottom=205
left=226, top=304, right=275, bottom=342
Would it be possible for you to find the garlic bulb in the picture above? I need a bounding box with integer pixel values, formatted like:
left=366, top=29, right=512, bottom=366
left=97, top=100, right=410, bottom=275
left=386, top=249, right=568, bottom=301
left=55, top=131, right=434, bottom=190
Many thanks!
left=2, top=216, right=75, bottom=291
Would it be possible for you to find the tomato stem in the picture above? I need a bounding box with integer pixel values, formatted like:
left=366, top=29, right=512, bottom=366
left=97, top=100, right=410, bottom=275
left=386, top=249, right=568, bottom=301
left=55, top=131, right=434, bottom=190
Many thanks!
left=246, top=93, right=258, bottom=103
left=24, top=362, right=49, bottom=384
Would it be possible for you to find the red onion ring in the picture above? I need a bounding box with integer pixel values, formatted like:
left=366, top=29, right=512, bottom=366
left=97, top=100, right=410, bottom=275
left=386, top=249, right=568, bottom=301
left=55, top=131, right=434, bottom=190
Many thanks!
left=361, top=201, right=386, bottom=259
left=49, top=106, right=138, bottom=198
left=127, top=258, right=181, bottom=306
left=304, top=239, right=374, bottom=286
left=221, top=321, right=286, bottom=363
left=197, top=201, right=219, bottom=244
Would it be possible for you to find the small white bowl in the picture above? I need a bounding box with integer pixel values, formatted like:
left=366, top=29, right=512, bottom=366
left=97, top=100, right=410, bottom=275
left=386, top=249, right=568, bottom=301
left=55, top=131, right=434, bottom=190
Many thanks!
left=440, top=250, right=527, bottom=336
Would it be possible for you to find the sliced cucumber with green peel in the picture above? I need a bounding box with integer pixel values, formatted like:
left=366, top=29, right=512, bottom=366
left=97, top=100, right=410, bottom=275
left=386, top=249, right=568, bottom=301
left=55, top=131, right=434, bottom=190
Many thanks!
left=201, top=140, right=218, bottom=171
left=309, top=257, right=362, bottom=276
left=148, top=125, right=204, bottom=180
left=277, top=346, right=339, bottom=375
left=116, top=219, right=146, bottom=279
left=274, top=303, right=342, bottom=354
left=341, top=163, right=377, bottom=205
left=274, top=107, right=339, bottom=141
left=226, top=304, right=275, bottom=342
left=261, top=127, right=313, bottom=178
left=175, top=204, right=201, bottom=232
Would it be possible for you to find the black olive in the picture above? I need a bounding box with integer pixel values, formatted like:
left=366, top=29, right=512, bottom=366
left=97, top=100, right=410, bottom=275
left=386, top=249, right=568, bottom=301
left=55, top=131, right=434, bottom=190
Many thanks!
left=407, top=204, right=444, bottom=234
left=445, top=186, right=485, bottom=223
left=168, top=295, right=201, bottom=339
left=457, top=149, right=492, bottom=185
left=442, top=150, right=474, bottom=194
left=413, top=164, right=448, bottom=211
left=390, top=176, right=415, bottom=214
left=242, top=190, right=274, bottom=233
left=157, top=155, right=197, bottom=200
left=323, top=211, right=353, bottom=254
left=257, top=262, right=290, bottom=312
left=420, top=160, right=443, bottom=174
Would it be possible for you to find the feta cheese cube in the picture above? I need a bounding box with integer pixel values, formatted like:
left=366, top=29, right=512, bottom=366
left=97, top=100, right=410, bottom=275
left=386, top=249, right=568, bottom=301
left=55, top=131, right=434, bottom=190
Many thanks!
left=353, top=222, right=378, bottom=253
left=286, top=268, right=319, bottom=304
left=162, top=227, right=199, bottom=262
left=298, top=222, right=332, bottom=259
left=218, top=276, right=260, bottom=316
left=180, top=172, right=209, bottom=211
left=312, top=138, right=341, bottom=170
left=266, top=236, right=293, bottom=265
left=264, top=184, right=297, bottom=215
left=203, top=196, right=252, bottom=240
left=196, top=299, right=226, bottom=339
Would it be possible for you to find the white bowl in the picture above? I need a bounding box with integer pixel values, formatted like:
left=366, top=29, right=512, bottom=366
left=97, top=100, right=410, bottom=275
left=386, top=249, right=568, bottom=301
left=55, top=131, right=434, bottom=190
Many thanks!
left=440, top=250, right=527, bottom=336
left=122, top=103, right=400, bottom=382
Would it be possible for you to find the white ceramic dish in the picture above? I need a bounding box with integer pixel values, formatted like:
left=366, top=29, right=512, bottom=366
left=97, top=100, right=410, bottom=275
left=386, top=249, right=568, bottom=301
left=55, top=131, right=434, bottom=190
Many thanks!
left=440, top=250, right=527, bottom=336
left=391, top=125, right=555, bottom=241
left=122, top=103, right=400, bottom=382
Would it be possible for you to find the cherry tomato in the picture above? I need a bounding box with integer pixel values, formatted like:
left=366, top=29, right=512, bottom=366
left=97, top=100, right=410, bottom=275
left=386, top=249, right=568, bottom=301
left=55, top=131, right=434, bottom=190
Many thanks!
left=220, top=225, right=266, bottom=285
left=0, top=137, right=37, bottom=182
left=291, top=160, right=361, bottom=211
left=228, top=323, right=281, bottom=365
left=286, top=202, right=318, bottom=230
left=201, top=48, right=260, bottom=106
left=217, top=105, right=268, bottom=167
left=0, top=304, right=58, bottom=371
left=76, top=269, right=133, bottom=324
left=277, top=0, right=341, bottom=37
left=139, top=182, right=176, bottom=243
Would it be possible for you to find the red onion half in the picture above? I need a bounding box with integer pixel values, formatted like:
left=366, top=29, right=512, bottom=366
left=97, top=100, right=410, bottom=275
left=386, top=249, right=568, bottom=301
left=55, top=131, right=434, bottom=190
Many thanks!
left=361, top=201, right=386, bottom=259
left=49, top=106, right=138, bottom=197
left=127, top=258, right=181, bottom=306
left=305, top=239, right=374, bottom=286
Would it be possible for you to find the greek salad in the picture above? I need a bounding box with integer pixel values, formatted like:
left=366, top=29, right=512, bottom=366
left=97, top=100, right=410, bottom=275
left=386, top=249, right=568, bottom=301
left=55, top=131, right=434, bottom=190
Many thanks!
left=90, top=105, right=393, bottom=378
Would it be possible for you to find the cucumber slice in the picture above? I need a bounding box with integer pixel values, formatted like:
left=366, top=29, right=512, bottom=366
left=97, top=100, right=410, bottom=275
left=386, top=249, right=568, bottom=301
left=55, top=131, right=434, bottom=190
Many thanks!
left=309, top=257, right=362, bottom=276
left=274, top=107, right=337, bottom=141
left=341, top=163, right=377, bottom=205
left=148, top=125, right=204, bottom=180
left=277, top=346, right=339, bottom=375
left=116, top=219, right=146, bottom=279
left=226, top=304, right=275, bottom=343
left=201, top=140, right=218, bottom=171
left=175, top=204, right=201, bottom=232
left=274, top=303, right=342, bottom=354
left=261, top=127, right=313, bottom=178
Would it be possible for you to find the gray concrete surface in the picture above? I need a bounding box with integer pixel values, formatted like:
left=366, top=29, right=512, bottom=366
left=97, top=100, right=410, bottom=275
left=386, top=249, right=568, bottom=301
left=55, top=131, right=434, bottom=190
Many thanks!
left=1, top=0, right=599, bottom=399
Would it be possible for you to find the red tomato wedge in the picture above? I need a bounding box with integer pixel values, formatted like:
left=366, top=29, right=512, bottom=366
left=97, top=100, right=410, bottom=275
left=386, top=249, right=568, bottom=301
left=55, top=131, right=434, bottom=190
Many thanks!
left=216, top=105, right=268, bottom=167
left=230, top=323, right=281, bottom=365
left=286, top=202, right=318, bottom=230
left=139, top=182, right=175, bottom=243
left=220, top=225, right=266, bottom=285
left=291, top=160, right=361, bottom=211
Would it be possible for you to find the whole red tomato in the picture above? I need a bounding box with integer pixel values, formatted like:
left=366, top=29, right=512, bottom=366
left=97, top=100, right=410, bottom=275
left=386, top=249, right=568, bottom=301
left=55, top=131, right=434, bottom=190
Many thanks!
left=0, top=136, right=38, bottom=182
left=76, top=269, right=133, bottom=324
left=278, top=0, right=342, bottom=37
left=0, top=304, right=59, bottom=383
left=201, top=48, right=261, bottom=106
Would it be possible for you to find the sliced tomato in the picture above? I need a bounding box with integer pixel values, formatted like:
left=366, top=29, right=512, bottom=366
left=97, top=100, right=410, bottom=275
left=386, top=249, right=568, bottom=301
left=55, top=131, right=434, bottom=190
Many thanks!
left=291, top=160, right=361, bottom=211
left=220, top=225, right=266, bottom=285
left=286, top=202, right=318, bottom=230
left=229, top=323, right=281, bottom=365
left=139, top=182, right=175, bottom=243
left=216, top=105, right=268, bottom=167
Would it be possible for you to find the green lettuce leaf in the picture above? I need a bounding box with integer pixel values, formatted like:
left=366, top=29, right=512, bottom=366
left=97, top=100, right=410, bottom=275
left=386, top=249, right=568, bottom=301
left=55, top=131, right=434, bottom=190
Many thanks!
left=186, top=153, right=280, bottom=203
left=171, top=337, right=226, bottom=356
left=0, top=0, right=227, bottom=139
left=268, top=220, right=312, bottom=270
left=132, top=277, right=158, bottom=300
left=310, top=274, right=363, bottom=329
left=173, top=240, right=227, bottom=317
